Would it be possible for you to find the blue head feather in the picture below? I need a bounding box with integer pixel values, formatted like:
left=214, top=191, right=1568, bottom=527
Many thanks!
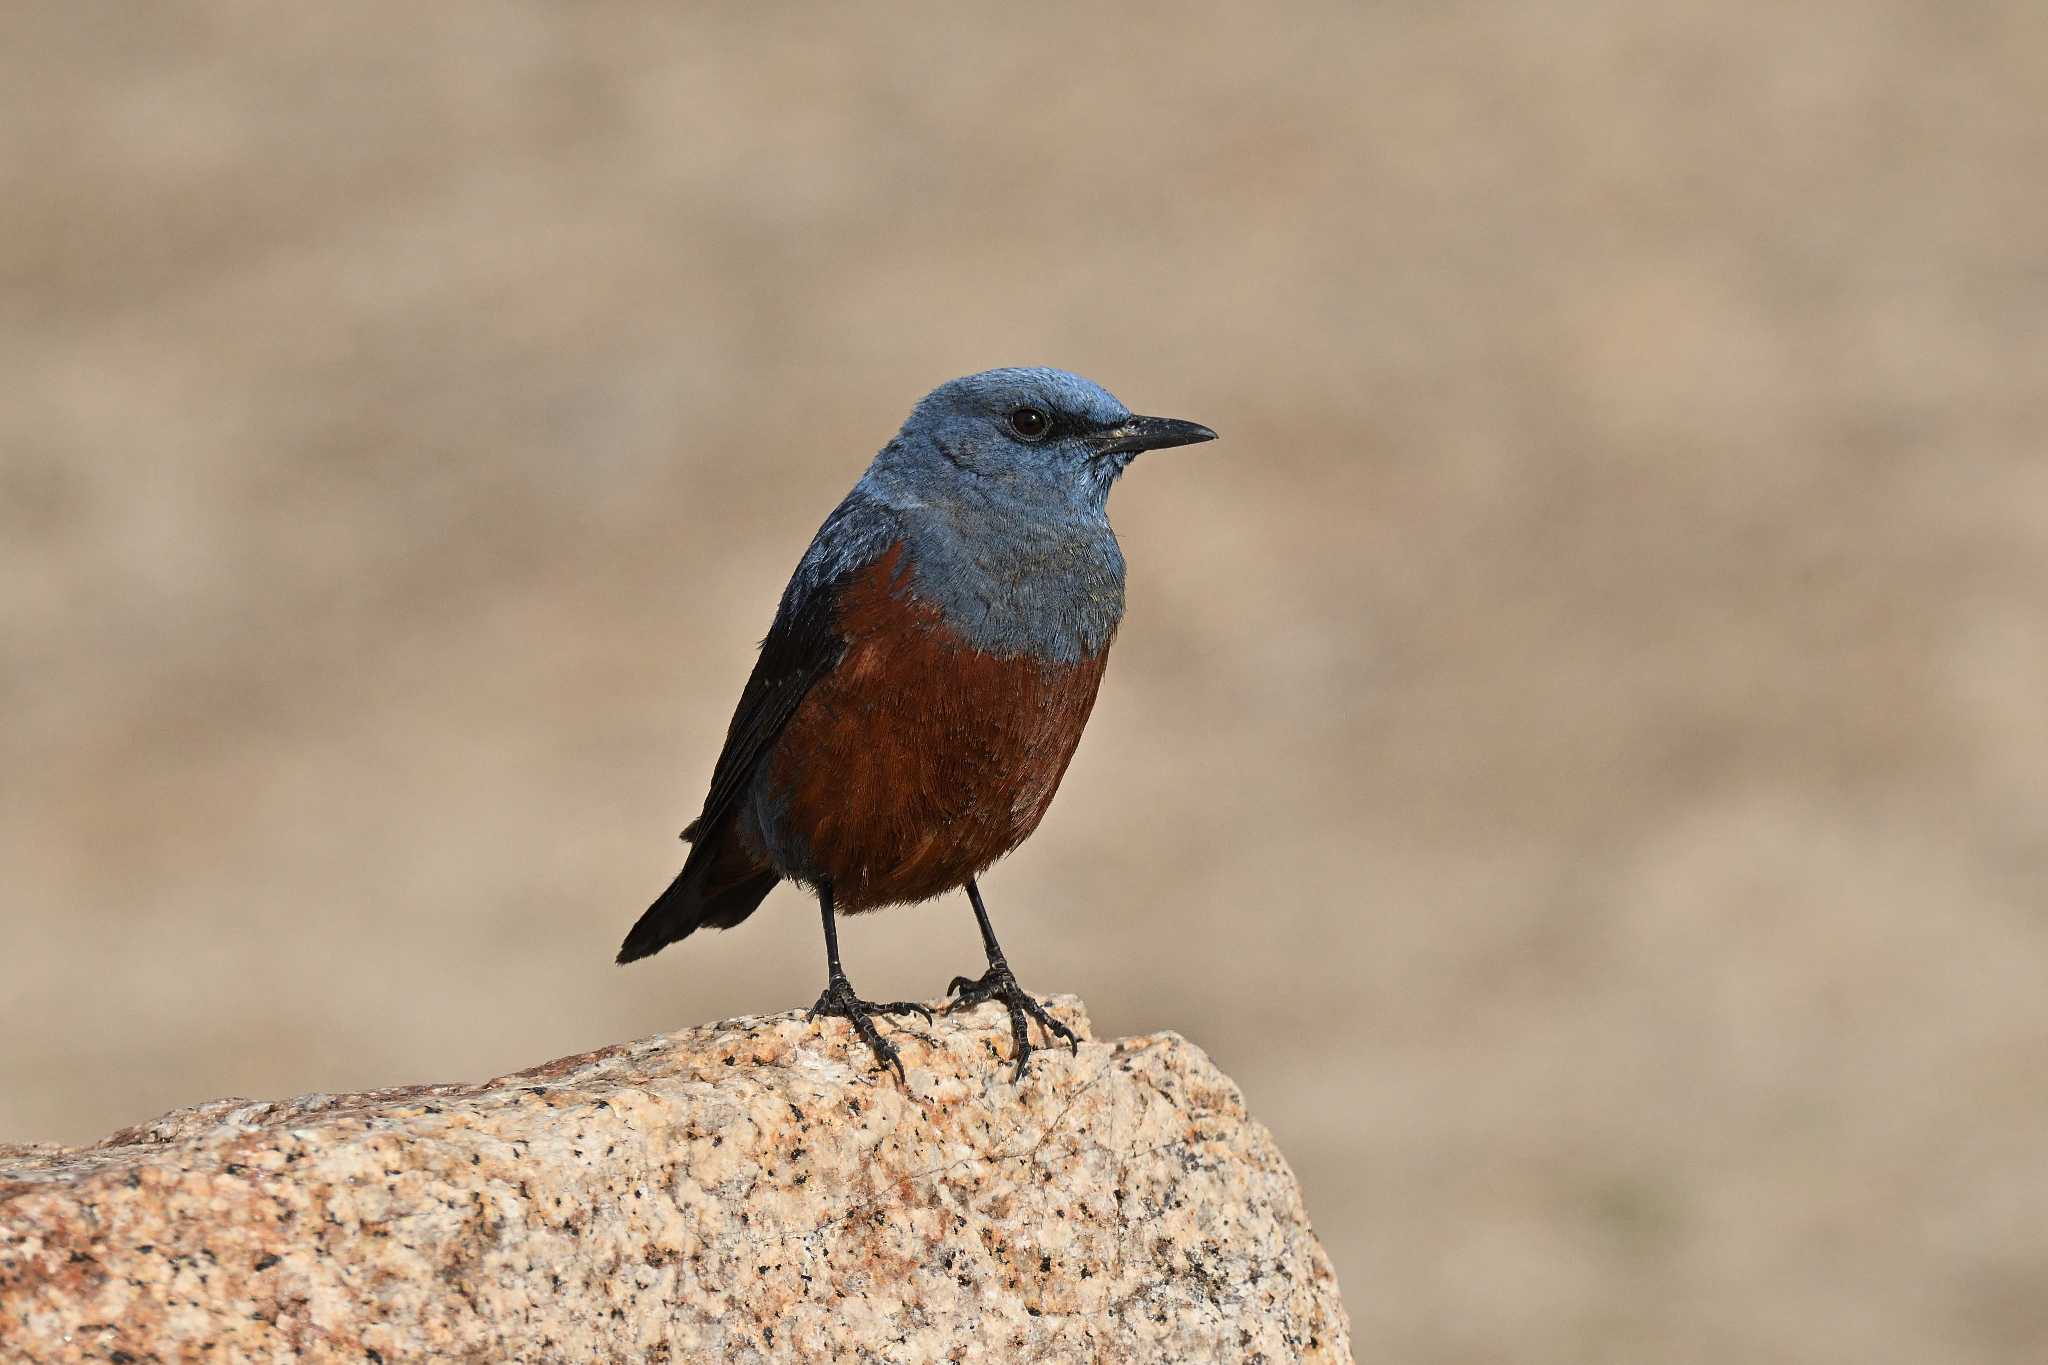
left=784, top=368, right=1211, bottom=663
left=900, top=367, right=1136, bottom=505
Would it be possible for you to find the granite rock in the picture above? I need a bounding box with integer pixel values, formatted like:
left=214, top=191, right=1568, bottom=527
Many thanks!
left=0, top=997, right=1350, bottom=1362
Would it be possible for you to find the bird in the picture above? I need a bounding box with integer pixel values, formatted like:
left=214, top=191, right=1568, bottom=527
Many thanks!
left=617, top=368, right=1216, bottom=1082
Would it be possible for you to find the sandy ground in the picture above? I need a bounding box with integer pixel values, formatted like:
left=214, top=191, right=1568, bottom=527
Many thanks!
left=5, top=4, right=2045, bottom=1360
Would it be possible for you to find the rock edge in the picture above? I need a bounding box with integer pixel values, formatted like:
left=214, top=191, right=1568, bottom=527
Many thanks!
left=1, top=996, right=1351, bottom=1362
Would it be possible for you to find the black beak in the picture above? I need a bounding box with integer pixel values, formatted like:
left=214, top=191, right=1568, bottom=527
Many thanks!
left=1094, top=415, right=1219, bottom=458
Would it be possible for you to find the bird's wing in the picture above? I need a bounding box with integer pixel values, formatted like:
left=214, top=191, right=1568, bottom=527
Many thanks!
left=687, top=491, right=902, bottom=843
left=687, top=581, right=843, bottom=842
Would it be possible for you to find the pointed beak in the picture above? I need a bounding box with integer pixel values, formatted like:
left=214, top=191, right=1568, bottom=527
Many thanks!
left=1094, top=415, right=1219, bottom=458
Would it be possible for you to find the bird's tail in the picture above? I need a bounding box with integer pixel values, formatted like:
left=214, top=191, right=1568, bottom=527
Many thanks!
left=616, top=823, right=779, bottom=964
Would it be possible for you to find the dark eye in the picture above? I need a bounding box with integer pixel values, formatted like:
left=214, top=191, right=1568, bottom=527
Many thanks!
left=1008, top=406, right=1050, bottom=439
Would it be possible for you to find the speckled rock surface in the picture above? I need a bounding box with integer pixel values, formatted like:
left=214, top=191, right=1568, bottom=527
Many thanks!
left=0, top=997, right=1350, bottom=1362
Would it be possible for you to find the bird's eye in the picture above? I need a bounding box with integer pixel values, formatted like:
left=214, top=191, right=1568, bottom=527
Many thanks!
left=1008, top=407, right=1050, bottom=439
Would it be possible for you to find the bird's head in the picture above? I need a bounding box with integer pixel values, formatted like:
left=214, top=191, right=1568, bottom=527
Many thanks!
left=887, top=367, right=1216, bottom=514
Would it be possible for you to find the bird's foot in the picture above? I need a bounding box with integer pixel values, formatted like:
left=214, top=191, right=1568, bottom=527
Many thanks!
left=806, top=975, right=933, bottom=1083
left=945, top=961, right=1079, bottom=1082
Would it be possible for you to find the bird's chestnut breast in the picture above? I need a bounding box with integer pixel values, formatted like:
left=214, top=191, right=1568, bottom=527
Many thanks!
left=747, top=543, right=1111, bottom=909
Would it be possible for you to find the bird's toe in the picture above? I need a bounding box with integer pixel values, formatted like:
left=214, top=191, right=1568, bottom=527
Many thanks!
left=806, top=976, right=923, bottom=1083
left=941, top=965, right=1079, bottom=1078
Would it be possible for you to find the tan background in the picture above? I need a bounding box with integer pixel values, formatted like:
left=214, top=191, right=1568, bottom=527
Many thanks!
left=5, top=4, right=2045, bottom=1360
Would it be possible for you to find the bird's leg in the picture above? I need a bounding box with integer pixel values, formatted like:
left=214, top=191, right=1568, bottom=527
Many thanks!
left=945, top=878, right=1080, bottom=1081
left=805, top=882, right=932, bottom=1083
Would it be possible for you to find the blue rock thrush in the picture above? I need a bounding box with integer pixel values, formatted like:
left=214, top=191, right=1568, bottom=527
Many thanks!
left=617, top=368, right=1216, bottom=1081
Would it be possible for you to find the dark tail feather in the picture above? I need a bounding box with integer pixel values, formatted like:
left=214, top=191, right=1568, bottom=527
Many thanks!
left=616, top=828, right=778, bottom=964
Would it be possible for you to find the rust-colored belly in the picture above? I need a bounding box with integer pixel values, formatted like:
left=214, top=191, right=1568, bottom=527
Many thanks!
left=760, top=546, right=1110, bottom=910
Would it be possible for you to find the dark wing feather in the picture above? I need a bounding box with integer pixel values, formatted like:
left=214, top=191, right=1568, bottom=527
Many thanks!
left=690, top=582, right=847, bottom=847
left=617, top=494, right=901, bottom=964
left=614, top=587, right=845, bottom=963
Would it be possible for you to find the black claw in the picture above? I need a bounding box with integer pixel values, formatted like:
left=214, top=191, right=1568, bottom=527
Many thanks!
left=808, top=976, right=926, bottom=1083
left=944, top=962, right=1078, bottom=1081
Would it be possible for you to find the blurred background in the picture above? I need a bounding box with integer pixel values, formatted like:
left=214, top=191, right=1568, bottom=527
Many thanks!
left=5, top=3, right=2045, bottom=1360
